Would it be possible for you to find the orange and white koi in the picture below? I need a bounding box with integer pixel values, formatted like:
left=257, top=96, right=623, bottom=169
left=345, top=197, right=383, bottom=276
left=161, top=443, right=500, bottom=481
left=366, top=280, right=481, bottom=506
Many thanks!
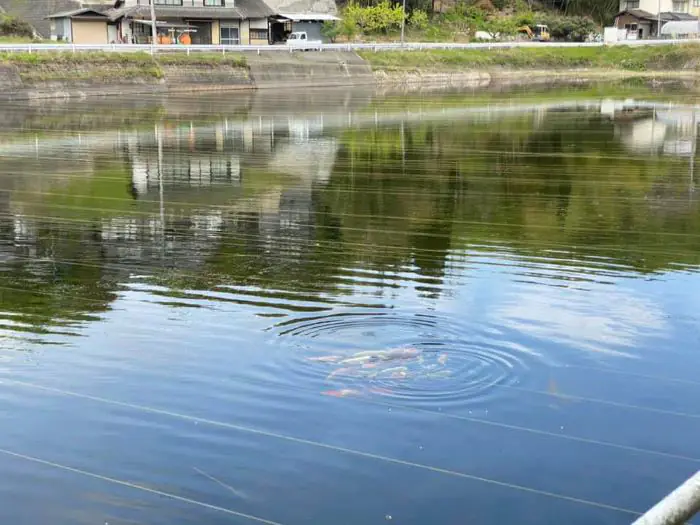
left=306, top=355, right=342, bottom=363
left=322, top=389, right=361, bottom=398
left=338, top=355, right=377, bottom=366
left=374, top=366, right=409, bottom=379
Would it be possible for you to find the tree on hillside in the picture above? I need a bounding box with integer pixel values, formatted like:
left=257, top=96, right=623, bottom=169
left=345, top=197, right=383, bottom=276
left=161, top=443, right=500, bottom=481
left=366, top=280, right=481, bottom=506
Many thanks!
left=337, top=0, right=616, bottom=26
left=0, top=13, right=34, bottom=37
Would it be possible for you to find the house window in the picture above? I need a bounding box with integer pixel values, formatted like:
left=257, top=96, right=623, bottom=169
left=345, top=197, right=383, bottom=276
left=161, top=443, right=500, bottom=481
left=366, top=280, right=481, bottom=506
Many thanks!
left=625, top=0, right=639, bottom=8
left=154, top=0, right=184, bottom=5
left=672, top=0, right=688, bottom=10
left=250, top=28, right=268, bottom=40
left=220, top=26, right=239, bottom=44
left=694, top=0, right=700, bottom=7
left=204, top=0, right=225, bottom=5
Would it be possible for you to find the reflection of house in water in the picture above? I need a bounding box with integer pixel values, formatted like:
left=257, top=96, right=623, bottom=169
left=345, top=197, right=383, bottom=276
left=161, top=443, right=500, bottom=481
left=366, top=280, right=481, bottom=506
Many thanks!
left=123, top=114, right=337, bottom=199
left=124, top=124, right=244, bottom=199
left=99, top=211, right=225, bottom=272
left=601, top=100, right=699, bottom=211
left=109, top=114, right=339, bottom=269
left=601, top=100, right=699, bottom=157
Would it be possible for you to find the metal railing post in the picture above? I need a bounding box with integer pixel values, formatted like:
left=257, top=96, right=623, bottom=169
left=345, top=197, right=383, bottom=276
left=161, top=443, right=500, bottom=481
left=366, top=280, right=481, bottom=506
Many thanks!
left=1, top=38, right=700, bottom=54
left=632, top=470, right=700, bottom=525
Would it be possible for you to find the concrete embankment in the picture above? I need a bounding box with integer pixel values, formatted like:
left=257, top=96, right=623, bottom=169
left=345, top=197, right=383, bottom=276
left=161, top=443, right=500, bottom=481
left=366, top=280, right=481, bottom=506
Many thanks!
left=0, top=51, right=373, bottom=101
left=362, top=44, right=700, bottom=89
left=246, top=52, right=373, bottom=89
left=2, top=43, right=700, bottom=100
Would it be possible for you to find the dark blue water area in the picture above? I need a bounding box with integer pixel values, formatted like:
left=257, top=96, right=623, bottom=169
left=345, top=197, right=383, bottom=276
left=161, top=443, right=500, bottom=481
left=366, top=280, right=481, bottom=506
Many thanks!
left=1, top=256, right=698, bottom=523
left=0, top=378, right=641, bottom=525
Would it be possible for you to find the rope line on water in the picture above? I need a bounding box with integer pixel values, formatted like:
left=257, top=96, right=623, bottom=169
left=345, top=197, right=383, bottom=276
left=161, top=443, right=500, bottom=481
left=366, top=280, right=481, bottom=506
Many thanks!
left=6, top=192, right=700, bottom=241
left=0, top=377, right=647, bottom=516
left=5, top=375, right=699, bottom=460
left=502, top=385, right=700, bottom=420
left=564, top=365, right=700, bottom=388
left=0, top=447, right=283, bottom=525
left=3, top=207, right=697, bottom=267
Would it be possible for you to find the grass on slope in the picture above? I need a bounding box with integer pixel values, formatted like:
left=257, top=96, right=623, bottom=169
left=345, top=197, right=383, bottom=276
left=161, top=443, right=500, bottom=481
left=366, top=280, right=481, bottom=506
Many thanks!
left=360, top=44, right=700, bottom=72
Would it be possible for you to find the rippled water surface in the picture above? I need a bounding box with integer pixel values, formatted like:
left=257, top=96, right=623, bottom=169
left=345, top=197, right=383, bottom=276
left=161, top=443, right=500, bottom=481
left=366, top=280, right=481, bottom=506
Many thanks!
left=1, top=82, right=700, bottom=524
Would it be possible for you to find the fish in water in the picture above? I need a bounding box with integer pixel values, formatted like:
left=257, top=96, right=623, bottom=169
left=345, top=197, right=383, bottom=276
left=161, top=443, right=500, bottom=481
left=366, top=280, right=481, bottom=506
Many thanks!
left=306, top=355, right=342, bottom=363
left=326, top=366, right=364, bottom=380
left=350, top=350, right=387, bottom=358
left=338, top=355, right=378, bottom=366
left=437, top=353, right=448, bottom=365
left=322, top=389, right=361, bottom=398
left=373, top=366, right=409, bottom=379
left=380, top=347, right=420, bottom=361
left=346, top=347, right=419, bottom=362
left=309, top=347, right=420, bottom=367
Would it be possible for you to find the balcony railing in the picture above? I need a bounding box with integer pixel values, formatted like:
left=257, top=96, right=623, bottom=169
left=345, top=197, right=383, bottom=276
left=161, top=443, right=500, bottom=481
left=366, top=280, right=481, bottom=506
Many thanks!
left=136, top=0, right=228, bottom=6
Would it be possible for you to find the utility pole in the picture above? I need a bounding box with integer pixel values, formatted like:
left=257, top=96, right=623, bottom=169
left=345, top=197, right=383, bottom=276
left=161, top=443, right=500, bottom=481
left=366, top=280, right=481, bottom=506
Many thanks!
left=400, top=0, right=407, bottom=45
left=657, top=0, right=662, bottom=38
left=150, top=0, right=157, bottom=46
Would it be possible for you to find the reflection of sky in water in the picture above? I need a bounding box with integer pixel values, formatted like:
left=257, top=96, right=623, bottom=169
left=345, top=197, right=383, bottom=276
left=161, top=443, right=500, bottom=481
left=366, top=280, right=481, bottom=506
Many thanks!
left=499, top=282, right=666, bottom=359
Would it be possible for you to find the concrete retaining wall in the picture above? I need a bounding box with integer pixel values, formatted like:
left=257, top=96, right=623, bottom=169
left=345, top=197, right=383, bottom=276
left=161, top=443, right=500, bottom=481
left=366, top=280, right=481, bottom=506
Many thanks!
left=246, top=51, right=374, bottom=89
left=0, top=51, right=374, bottom=100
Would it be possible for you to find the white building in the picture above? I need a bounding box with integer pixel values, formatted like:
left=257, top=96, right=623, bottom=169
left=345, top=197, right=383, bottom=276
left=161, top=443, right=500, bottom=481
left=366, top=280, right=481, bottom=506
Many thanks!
left=614, top=0, right=698, bottom=39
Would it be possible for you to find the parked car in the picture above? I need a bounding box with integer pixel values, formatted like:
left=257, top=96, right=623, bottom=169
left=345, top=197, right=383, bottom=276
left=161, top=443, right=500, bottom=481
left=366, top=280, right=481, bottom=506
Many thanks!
left=286, top=31, right=322, bottom=50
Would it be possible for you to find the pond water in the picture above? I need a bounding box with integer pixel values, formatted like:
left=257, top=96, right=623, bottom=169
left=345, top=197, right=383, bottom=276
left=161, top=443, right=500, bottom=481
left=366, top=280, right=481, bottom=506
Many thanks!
left=1, top=82, right=700, bottom=525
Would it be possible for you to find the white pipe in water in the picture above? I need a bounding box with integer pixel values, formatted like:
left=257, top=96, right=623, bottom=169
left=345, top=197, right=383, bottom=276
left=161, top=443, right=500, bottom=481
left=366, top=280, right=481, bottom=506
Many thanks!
left=632, top=470, right=700, bottom=525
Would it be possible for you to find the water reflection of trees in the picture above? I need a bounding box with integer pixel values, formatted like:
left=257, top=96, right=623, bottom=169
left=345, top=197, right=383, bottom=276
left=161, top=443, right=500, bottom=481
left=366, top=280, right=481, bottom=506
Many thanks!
left=1, top=100, right=700, bottom=337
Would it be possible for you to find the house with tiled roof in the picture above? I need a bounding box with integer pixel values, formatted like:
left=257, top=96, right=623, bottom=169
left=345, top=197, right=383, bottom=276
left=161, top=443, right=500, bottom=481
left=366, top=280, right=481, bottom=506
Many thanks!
left=614, top=0, right=698, bottom=37
left=43, top=0, right=338, bottom=45
left=47, top=0, right=277, bottom=44
left=0, top=0, right=112, bottom=38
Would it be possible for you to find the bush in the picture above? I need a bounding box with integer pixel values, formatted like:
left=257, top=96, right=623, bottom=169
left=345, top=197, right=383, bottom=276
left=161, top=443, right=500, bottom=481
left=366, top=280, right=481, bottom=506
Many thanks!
left=339, top=15, right=358, bottom=40
left=321, top=20, right=340, bottom=42
left=0, top=14, right=34, bottom=38
left=479, top=15, right=519, bottom=38
left=343, top=1, right=405, bottom=35
left=409, top=9, right=429, bottom=30
left=434, top=4, right=485, bottom=37
left=539, top=14, right=598, bottom=42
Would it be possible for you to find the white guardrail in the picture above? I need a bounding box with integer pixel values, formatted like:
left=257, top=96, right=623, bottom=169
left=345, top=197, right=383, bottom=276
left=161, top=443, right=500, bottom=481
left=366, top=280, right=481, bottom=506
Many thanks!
left=0, top=38, right=699, bottom=54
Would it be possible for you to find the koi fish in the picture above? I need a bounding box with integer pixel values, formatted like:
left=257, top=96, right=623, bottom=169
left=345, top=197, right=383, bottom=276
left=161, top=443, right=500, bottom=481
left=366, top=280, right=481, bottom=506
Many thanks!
left=306, top=355, right=342, bottom=363
left=374, top=366, right=409, bottom=379
left=322, top=389, right=361, bottom=398
left=326, top=367, right=361, bottom=380
left=437, top=353, right=448, bottom=365
left=348, top=347, right=420, bottom=362
left=338, top=355, right=378, bottom=366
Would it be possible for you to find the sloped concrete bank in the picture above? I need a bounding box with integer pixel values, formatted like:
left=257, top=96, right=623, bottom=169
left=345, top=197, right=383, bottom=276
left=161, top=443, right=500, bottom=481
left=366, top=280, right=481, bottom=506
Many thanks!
left=1, top=47, right=698, bottom=101
left=371, top=68, right=700, bottom=93
left=0, top=51, right=374, bottom=101
left=246, top=52, right=374, bottom=89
